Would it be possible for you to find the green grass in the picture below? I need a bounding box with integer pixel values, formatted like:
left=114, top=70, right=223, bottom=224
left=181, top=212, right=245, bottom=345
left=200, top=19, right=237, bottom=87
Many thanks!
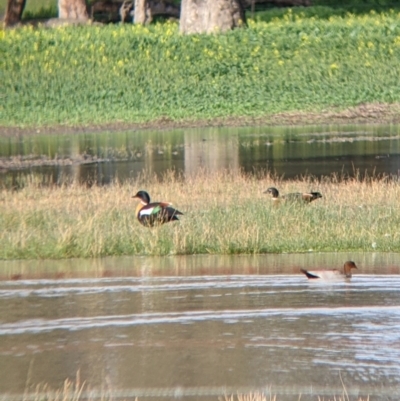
left=254, top=4, right=400, bottom=22
left=1, top=9, right=400, bottom=127
left=1, top=172, right=399, bottom=259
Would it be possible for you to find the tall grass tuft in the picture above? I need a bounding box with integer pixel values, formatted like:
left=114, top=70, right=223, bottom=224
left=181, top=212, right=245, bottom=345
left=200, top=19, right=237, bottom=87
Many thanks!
left=24, top=370, right=131, bottom=401
left=221, top=393, right=276, bottom=401
left=1, top=171, right=399, bottom=259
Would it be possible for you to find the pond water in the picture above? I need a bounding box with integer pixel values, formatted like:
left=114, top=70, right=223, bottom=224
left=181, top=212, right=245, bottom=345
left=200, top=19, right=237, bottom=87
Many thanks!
left=1, top=124, right=400, bottom=186
left=1, top=253, right=400, bottom=401
left=2, top=125, right=400, bottom=400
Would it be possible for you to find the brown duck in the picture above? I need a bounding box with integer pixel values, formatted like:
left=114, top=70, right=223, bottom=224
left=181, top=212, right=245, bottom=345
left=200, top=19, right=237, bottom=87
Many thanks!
left=300, top=261, right=358, bottom=280
left=133, top=190, right=183, bottom=227
left=264, top=187, right=322, bottom=203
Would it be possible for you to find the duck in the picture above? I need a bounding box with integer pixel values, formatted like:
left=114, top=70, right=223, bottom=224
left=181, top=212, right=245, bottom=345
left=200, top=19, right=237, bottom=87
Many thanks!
left=264, top=187, right=322, bottom=203
left=132, top=190, right=183, bottom=227
left=300, top=261, right=358, bottom=280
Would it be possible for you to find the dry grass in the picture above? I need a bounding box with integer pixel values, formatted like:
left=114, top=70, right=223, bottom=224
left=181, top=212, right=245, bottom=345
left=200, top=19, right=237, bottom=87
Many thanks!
left=1, top=170, right=400, bottom=259
left=28, top=373, right=85, bottom=401
left=221, top=394, right=370, bottom=401
left=220, top=393, right=276, bottom=401
left=20, top=370, right=370, bottom=401
left=23, top=370, right=135, bottom=401
left=317, top=398, right=369, bottom=401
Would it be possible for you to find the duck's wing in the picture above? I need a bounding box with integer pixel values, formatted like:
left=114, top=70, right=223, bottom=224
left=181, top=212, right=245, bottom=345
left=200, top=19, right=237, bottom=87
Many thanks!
left=283, top=192, right=313, bottom=204
left=157, top=202, right=183, bottom=216
left=300, top=269, right=344, bottom=280
left=138, top=202, right=183, bottom=226
left=283, top=192, right=322, bottom=203
left=163, top=205, right=184, bottom=220
left=300, top=269, right=321, bottom=279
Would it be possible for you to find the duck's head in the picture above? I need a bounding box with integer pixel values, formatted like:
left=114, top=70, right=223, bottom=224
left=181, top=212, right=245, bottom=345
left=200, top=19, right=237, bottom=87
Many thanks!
left=343, top=261, right=358, bottom=274
left=133, top=190, right=151, bottom=205
left=264, top=187, right=279, bottom=198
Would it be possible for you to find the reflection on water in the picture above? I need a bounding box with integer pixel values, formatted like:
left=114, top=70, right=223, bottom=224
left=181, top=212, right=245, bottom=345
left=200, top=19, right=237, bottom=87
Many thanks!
left=1, top=124, right=400, bottom=186
left=0, top=253, right=400, bottom=400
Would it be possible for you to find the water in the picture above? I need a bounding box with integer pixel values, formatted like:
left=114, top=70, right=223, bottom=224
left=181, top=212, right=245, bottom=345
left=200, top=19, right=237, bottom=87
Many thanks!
left=1, top=253, right=400, bottom=400
left=1, top=124, right=400, bottom=186
left=2, top=124, right=400, bottom=399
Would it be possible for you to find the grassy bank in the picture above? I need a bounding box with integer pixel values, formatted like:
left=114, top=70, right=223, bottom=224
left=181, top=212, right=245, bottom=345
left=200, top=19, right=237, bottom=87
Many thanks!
left=1, top=9, right=400, bottom=128
left=1, top=172, right=399, bottom=259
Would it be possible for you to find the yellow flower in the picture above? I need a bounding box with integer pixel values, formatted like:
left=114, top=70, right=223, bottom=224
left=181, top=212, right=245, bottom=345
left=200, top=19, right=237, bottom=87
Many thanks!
left=251, top=46, right=260, bottom=56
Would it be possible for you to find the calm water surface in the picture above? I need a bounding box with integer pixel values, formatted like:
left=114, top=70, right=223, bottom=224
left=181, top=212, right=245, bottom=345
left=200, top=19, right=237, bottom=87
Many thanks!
left=1, top=124, right=400, bottom=185
left=1, top=253, right=400, bottom=400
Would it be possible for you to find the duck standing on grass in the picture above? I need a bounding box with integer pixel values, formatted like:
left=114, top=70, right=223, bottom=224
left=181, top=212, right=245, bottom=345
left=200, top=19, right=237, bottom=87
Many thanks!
left=264, top=187, right=322, bottom=203
left=133, top=190, right=183, bottom=227
left=300, top=261, right=358, bottom=280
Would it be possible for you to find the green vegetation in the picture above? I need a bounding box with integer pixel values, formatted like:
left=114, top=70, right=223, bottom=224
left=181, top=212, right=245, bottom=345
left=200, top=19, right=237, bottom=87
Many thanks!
left=1, top=8, right=400, bottom=127
left=1, top=172, right=399, bottom=259
left=0, top=0, right=398, bottom=18
left=0, top=0, right=57, bottom=19
left=254, top=4, right=400, bottom=22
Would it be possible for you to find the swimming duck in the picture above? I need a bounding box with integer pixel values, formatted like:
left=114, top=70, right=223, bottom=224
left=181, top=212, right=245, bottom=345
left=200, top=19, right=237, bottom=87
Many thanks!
left=132, top=190, right=183, bottom=227
left=300, top=261, right=358, bottom=280
left=264, top=187, right=322, bottom=203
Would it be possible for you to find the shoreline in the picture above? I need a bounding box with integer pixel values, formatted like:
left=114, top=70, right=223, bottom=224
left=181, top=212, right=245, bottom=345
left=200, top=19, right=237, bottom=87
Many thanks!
left=1, top=102, right=400, bottom=137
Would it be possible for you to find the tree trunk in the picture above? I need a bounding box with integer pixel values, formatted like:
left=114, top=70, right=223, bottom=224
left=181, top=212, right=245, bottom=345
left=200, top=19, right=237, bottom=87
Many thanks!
left=3, top=0, right=26, bottom=27
left=180, top=0, right=246, bottom=34
left=134, top=0, right=147, bottom=24
left=58, top=0, right=89, bottom=20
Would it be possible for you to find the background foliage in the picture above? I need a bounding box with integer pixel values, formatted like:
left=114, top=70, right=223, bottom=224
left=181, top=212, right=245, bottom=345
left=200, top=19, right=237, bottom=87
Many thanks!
left=1, top=0, right=400, bottom=19
left=2, top=8, right=400, bottom=126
